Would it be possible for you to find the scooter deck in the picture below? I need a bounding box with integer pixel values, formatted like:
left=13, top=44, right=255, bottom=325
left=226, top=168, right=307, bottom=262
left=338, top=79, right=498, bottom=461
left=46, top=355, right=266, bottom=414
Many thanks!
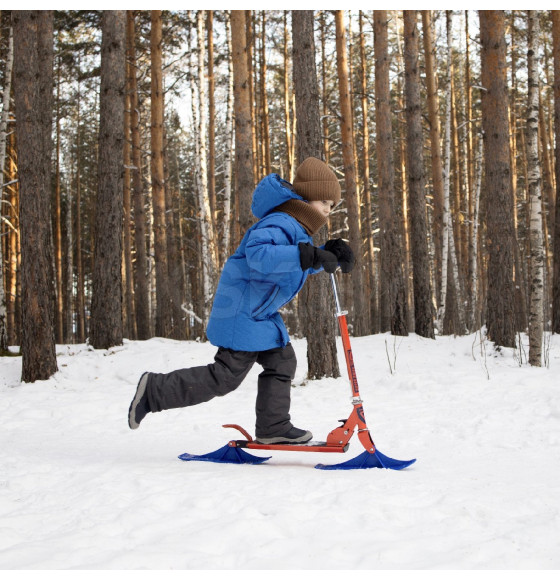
left=231, top=440, right=349, bottom=453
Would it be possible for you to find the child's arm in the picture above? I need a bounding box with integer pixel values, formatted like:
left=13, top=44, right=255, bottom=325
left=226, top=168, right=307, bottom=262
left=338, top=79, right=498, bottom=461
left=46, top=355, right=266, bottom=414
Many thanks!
left=245, top=226, right=304, bottom=275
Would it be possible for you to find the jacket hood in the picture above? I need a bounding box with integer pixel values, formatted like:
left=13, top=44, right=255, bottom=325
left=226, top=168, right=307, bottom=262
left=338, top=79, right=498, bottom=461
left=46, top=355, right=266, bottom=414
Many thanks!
left=251, top=173, right=304, bottom=219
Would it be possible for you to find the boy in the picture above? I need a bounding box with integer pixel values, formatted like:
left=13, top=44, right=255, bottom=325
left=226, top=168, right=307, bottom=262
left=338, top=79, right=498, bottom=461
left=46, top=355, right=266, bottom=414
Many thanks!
left=128, top=157, right=354, bottom=443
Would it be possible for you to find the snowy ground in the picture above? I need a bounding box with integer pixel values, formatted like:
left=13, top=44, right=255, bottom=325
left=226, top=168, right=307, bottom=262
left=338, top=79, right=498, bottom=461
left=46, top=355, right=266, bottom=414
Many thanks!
left=1, top=330, right=559, bottom=570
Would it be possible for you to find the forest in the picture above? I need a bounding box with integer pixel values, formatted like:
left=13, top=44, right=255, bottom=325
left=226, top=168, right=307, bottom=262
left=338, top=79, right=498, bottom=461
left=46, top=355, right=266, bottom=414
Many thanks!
left=1, top=10, right=559, bottom=382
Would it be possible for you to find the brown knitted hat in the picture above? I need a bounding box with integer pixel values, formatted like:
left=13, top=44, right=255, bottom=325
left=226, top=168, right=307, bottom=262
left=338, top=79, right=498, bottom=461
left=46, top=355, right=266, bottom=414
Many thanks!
left=292, top=157, right=341, bottom=204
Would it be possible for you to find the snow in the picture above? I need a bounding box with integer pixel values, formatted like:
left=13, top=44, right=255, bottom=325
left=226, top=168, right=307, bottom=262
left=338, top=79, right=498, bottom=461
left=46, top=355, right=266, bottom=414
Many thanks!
left=1, top=331, right=560, bottom=570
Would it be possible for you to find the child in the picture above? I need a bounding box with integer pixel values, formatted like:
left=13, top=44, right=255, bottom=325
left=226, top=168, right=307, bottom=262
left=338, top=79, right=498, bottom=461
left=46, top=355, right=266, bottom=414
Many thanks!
left=128, top=157, right=354, bottom=444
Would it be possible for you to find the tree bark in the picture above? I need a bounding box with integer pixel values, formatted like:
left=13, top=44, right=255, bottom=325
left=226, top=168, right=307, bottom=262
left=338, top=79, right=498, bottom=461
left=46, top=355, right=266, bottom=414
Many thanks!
left=334, top=10, right=369, bottom=336
left=283, top=12, right=293, bottom=181
left=12, top=10, right=58, bottom=380
left=403, top=10, right=435, bottom=339
left=90, top=10, right=126, bottom=350
left=123, top=80, right=135, bottom=340
left=526, top=10, right=544, bottom=366
left=126, top=11, right=150, bottom=340
left=54, top=56, right=64, bottom=344
left=479, top=10, right=517, bottom=348
left=292, top=9, right=340, bottom=380
left=245, top=11, right=258, bottom=183
left=421, top=10, right=444, bottom=307
left=470, top=136, right=484, bottom=330
left=231, top=10, right=255, bottom=239
left=0, top=24, right=13, bottom=353
left=439, top=10, right=452, bottom=335
left=75, top=81, right=86, bottom=343
left=552, top=10, right=560, bottom=334
left=195, top=9, right=217, bottom=322
left=394, top=20, right=414, bottom=330
left=260, top=11, right=271, bottom=176
left=150, top=10, right=172, bottom=337
left=222, top=13, right=234, bottom=265
left=206, top=10, right=216, bottom=221
left=320, top=12, right=330, bottom=165
left=374, top=10, right=408, bottom=337
left=359, top=11, right=377, bottom=332
left=65, top=168, right=74, bottom=344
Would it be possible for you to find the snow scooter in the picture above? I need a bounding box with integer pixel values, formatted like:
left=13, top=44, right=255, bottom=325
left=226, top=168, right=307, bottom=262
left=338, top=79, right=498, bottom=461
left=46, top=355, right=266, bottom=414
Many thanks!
left=179, top=272, right=416, bottom=470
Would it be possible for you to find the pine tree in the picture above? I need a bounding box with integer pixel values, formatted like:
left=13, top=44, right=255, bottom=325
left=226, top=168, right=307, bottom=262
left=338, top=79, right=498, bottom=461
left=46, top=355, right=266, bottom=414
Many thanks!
left=231, top=10, right=255, bottom=239
left=90, top=10, right=126, bottom=350
left=374, top=10, right=408, bottom=337
left=479, top=10, right=516, bottom=348
left=403, top=10, right=435, bottom=339
left=334, top=10, right=369, bottom=336
left=150, top=10, right=173, bottom=337
left=526, top=10, right=545, bottom=365
left=552, top=10, right=560, bottom=334
left=13, top=10, right=58, bottom=380
left=126, top=10, right=151, bottom=340
left=292, top=9, right=339, bottom=380
left=0, top=24, right=13, bottom=353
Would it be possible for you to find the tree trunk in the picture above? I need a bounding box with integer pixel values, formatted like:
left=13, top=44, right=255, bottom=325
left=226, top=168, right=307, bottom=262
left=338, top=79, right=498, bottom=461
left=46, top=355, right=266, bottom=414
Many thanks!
left=90, top=10, right=125, bottom=350
left=54, top=57, right=64, bottom=344
left=231, top=10, right=255, bottom=239
left=374, top=10, right=408, bottom=337
left=320, top=12, right=330, bottom=165
left=471, top=136, right=484, bottom=330
left=187, top=22, right=206, bottom=335
left=552, top=10, right=560, bottom=334
left=283, top=12, right=293, bottom=181
left=65, top=174, right=74, bottom=344
left=0, top=24, right=13, bottom=353
left=421, top=10, right=444, bottom=307
left=439, top=10, right=465, bottom=336
left=526, top=10, right=544, bottom=366
left=12, top=10, right=58, bottom=380
left=439, top=10, right=452, bottom=335
left=465, top=11, right=474, bottom=283
left=206, top=10, right=216, bottom=221
left=334, top=10, right=369, bottom=336
left=508, top=15, right=529, bottom=335
left=260, top=11, right=271, bottom=176
left=359, top=11, right=377, bottom=333
left=5, top=145, right=20, bottom=346
left=164, top=133, right=185, bottom=340
left=150, top=10, right=172, bottom=337
left=245, top=11, right=258, bottom=183
left=394, top=19, right=414, bottom=331
left=73, top=63, right=86, bottom=344
left=196, top=10, right=217, bottom=322
left=222, top=13, right=234, bottom=265
left=126, top=11, right=150, bottom=340
left=292, top=9, right=340, bottom=380
left=538, top=90, right=554, bottom=280
left=123, top=80, right=135, bottom=339
left=479, top=10, right=517, bottom=348
left=403, top=10, right=435, bottom=339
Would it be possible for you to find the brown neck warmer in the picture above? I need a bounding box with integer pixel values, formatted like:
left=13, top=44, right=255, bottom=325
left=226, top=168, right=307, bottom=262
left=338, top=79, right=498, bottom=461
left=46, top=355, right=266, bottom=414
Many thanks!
left=276, top=199, right=327, bottom=236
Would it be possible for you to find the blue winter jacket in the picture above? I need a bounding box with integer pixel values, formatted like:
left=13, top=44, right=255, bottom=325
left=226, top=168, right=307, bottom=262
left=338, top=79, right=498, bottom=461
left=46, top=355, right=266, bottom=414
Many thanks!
left=206, top=173, right=319, bottom=351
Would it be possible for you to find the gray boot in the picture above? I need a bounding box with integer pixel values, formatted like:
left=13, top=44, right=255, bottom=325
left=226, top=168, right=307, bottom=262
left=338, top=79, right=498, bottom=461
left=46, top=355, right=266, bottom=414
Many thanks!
left=255, top=426, right=312, bottom=444
left=128, top=372, right=151, bottom=429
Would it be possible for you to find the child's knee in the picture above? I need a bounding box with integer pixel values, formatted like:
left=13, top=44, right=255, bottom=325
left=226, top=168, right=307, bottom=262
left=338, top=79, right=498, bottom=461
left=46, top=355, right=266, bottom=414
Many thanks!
left=279, top=344, right=297, bottom=380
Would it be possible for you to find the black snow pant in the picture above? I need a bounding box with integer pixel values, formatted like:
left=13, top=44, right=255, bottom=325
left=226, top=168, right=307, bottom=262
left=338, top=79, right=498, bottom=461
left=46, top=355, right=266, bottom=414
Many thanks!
left=146, top=343, right=297, bottom=438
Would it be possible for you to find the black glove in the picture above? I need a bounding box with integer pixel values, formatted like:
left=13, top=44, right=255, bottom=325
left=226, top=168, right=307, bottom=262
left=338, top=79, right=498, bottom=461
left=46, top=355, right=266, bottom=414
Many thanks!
left=298, top=242, right=338, bottom=273
left=324, top=238, right=355, bottom=273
